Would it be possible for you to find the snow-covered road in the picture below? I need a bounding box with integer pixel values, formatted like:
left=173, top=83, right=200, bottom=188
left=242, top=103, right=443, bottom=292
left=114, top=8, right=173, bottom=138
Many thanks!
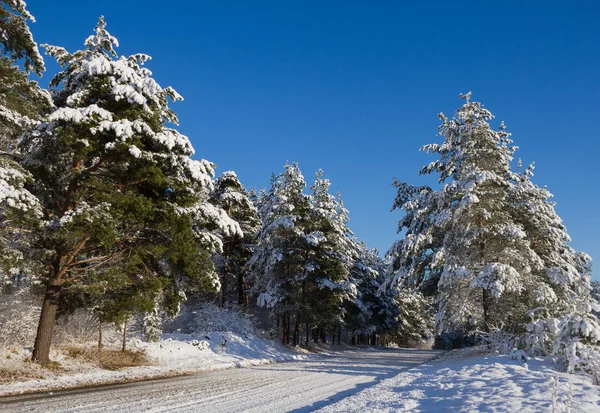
left=0, top=347, right=441, bottom=412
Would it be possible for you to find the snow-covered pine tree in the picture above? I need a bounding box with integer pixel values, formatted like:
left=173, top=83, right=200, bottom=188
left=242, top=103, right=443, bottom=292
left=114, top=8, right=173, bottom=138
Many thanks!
left=210, top=171, right=260, bottom=306
left=346, top=241, right=397, bottom=341
left=430, top=94, right=544, bottom=337
left=251, top=162, right=311, bottom=345
left=386, top=181, right=446, bottom=296
left=389, top=93, right=544, bottom=344
left=22, top=17, right=237, bottom=364
left=302, top=170, right=355, bottom=344
left=0, top=0, right=49, bottom=281
left=552, top=261, right=600, bottom=380
left=509, top=162, right=593, bottom=355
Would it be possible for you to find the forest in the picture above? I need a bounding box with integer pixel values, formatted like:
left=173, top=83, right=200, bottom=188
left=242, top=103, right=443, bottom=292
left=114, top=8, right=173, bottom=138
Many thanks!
left=0, top=1, right=598, bottom=386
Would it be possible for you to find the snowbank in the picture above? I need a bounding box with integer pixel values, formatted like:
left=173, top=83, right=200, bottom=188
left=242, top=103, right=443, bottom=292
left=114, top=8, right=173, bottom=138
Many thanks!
left=0, top=332, right=308, bottom=397
left=318, top=348, right=600, bottom=412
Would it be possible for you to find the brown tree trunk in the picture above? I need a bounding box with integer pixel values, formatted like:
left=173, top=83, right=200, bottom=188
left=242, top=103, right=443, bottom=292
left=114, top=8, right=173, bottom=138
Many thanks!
left=122, top=319, right=128, bottom=352
left=282, top=314, right=287, bottom=345
left=293, top=314, right=300, bottom=347
left=32, top=283, right=61, bottom=365
left=98, top=322, right=103, bottom=350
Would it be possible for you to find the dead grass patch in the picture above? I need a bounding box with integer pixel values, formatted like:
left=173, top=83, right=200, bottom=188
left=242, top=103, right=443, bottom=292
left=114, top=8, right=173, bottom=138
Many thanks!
left=0, top=357, right=48, bottom=384
left=64, top=345, right=151, bottom=370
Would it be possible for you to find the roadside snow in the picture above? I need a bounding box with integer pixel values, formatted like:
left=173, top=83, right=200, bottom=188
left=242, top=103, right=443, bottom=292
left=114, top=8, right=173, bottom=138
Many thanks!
left=318, top=349, right=600, bottom=413
left=0, top=332, right=308, bottom=396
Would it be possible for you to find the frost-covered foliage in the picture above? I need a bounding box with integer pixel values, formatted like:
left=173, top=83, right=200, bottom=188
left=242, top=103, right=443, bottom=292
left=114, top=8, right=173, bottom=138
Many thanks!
left=345, top=241, right=410, bottom=340
left=164, top=302, right=257, bottom=338
left=250, top=162, right=311, bottom=319
left=551, top=273, right=600, bottom=380
left=250, top=163, right=356, bottom=344
left=0, top=0, right=45, bottom=75
left=0, top=285, right=40, bottom=347
left=387, top=94, right=593, bottom=362
left=0, top=1, right=48, bottom=279
left=209, top=171, right=260, bottom=306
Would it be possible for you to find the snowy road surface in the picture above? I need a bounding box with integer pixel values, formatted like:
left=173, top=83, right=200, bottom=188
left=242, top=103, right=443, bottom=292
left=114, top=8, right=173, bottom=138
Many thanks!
left=0, top=347, right=441, bottom=412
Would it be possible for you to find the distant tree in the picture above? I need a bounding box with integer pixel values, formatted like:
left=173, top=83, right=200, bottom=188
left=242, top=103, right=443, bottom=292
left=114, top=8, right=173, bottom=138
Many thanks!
left=22, top=17, right=236, bottom=364
left=346, top=242, right=395, bottom=337
left=210, top=171, right=260, bottom=306
left=251, top=162, right=311, bottom=345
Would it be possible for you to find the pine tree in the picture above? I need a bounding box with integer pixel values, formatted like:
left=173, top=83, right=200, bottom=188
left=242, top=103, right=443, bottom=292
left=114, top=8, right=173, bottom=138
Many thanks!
left=22, top=17, right=235, bottom=364
left=553, top=265, right=600, bottom=379
left=388, top=93, right=593, bottom=353
left=389, top=93, right=543, bottom=342
left=0, top=0, right=49, bottom=281
left=346, top=241, right=396, bottom=339
left=251, top=162, right=310, bottom=345
left=210, top=171, right=260, bottom=306
left=303, top=170, right=354, bottom=342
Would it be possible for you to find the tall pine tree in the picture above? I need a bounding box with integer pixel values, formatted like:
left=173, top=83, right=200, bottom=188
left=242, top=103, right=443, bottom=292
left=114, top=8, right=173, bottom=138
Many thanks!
left=22, top=17, right=235, bottom=364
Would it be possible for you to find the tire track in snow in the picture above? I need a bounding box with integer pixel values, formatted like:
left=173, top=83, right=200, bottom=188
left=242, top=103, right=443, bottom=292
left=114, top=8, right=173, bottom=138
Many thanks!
left=0, top=347, right=442, bottom=412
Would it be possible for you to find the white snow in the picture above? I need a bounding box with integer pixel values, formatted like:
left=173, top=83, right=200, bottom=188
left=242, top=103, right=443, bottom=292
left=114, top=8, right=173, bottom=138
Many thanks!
left=0, top=348, right=441, bottom=413
left=0, top=332, right=308, bottom=397
left=318, top=349, right=600, bottom=413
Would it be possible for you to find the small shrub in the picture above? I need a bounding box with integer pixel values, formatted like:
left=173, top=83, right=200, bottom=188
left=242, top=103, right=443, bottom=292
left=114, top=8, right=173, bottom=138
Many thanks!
left=98, top=349, right=150, bottom=370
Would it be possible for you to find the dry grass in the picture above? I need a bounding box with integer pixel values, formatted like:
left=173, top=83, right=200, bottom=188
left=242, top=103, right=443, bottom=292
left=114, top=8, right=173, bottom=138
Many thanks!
left=64, top=345, right=151, bottom=370
left=0, top=354, right=47, bottom=384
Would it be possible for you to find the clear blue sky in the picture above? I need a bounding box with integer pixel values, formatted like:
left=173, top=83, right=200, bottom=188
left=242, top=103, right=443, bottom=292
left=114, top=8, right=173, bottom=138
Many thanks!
left=26, top=1, right=599, bottom=280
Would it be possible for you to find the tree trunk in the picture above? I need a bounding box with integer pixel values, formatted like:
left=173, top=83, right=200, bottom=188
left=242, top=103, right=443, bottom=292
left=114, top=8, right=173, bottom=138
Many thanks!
left=237, top=272, right=245, bottom=306
left=293, top=314, right=300, bottom=346
left=32, top=283, right=61, bottom=365
left=221, top=243, right=229, bottom=307
left=122, top=319, right=128, bottom=352
left=98, top=322, right=103, bottom=350
left=337, top=326, right=341, bottom=345
left=282, top=314, right=288, bottom=345
left=305, top=324, right=309, bottom=347
left=482, top=289, right=490, bottom=332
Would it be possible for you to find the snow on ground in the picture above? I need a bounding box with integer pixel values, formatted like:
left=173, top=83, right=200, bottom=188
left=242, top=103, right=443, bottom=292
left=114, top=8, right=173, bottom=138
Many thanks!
left=0, top=347, right=441, bottom=413
left=318, top=348, right=600, bottom=413
left=0, top=332, right=308, bottom=396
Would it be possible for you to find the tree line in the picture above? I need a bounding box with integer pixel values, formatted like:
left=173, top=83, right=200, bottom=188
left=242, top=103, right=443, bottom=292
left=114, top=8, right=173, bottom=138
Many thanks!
left=0, top=2, right=597, bottom=379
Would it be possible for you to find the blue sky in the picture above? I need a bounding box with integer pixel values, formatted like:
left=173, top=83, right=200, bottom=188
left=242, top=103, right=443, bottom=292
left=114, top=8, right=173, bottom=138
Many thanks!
left=26, top=1, right=599, bottom=279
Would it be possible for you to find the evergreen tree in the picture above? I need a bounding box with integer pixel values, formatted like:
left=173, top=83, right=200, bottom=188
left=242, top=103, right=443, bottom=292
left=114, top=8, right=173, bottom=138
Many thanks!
left=388, top=93, right=593, bottom=354
left=553, top=266, right=600, bottom=379
left=22, top=17, right=235, bottom=364
left=251, top=162, right=310, bottom=345
left=346, top=241, right=396, bottom=338
left=0, top=0, right=49, bottom=280
left=303, top=170, right=355, bottom=341
left=389, top=94, right=545, bottom=341
left=210, top=170, right=260, bottom=306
